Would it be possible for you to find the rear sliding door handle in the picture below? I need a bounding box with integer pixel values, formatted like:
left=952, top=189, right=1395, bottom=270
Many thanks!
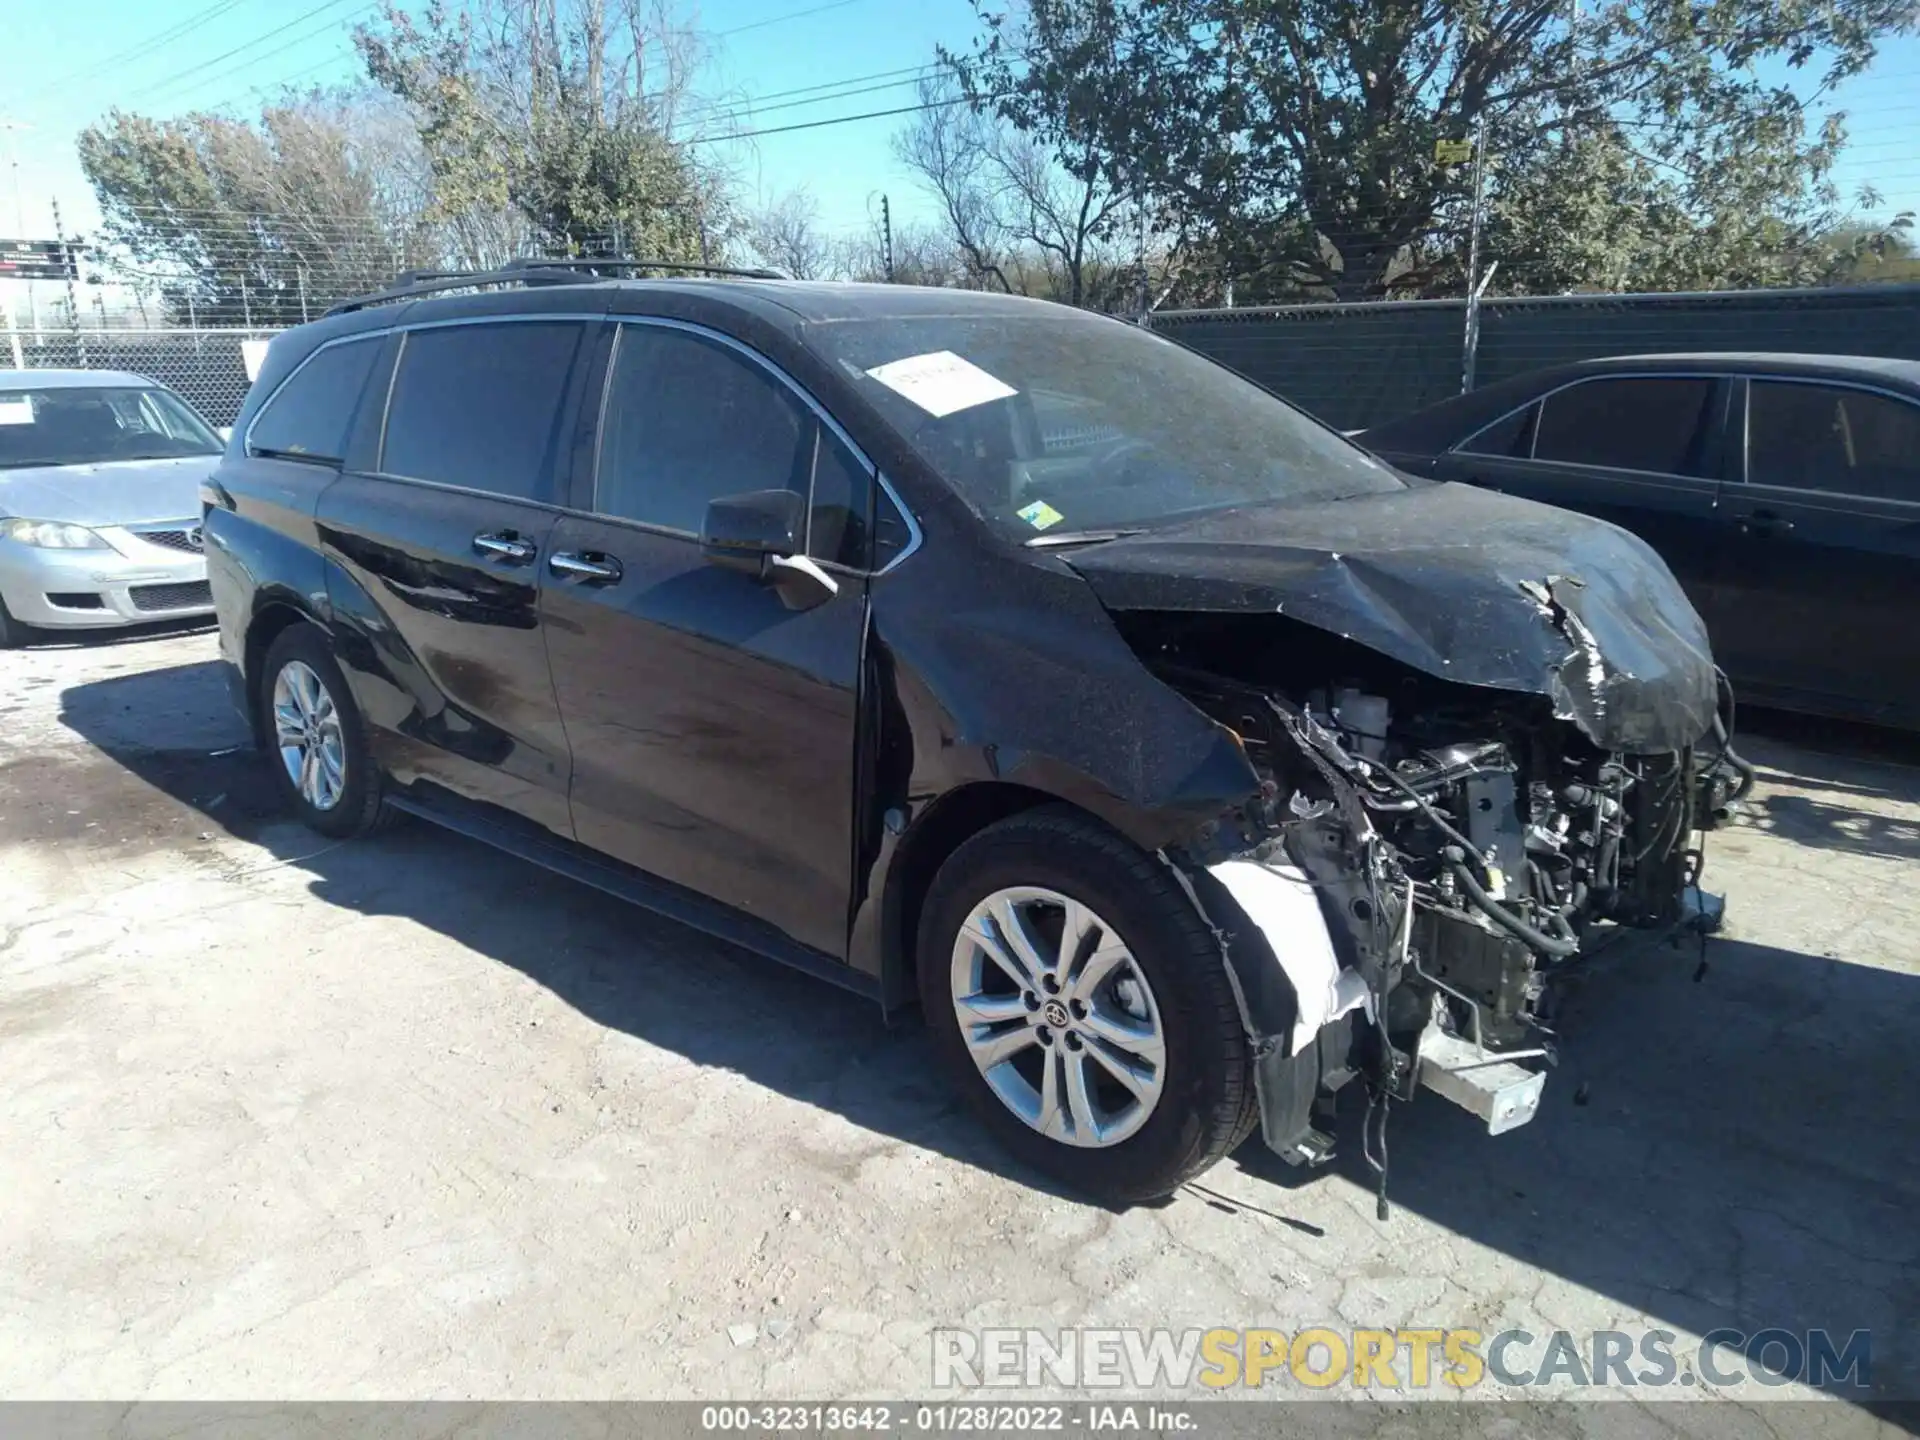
left=473, top=531, right=537, bottom=564
left=549, top=551, right=623, bottom=584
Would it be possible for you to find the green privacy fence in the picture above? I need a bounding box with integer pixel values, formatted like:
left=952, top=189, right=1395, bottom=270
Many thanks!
left=1148, top=282, right=1920, bottom=432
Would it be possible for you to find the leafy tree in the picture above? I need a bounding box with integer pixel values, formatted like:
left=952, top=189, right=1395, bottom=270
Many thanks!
left=355, top=0, right=726, bottom=261
left=77, top=95, right=434, bottom=325
left=949, top=0, right=1919, bottom=302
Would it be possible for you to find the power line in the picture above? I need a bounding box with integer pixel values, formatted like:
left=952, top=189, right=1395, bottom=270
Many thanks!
left=715, top=0, right=870, bottom=37
left=677, top=66, right=936, bottom=133
left=690, top=90, right=991, bottom=145
left=18, top=0, right=255, bottom=104
left=122, top=0, right=368, bottom=105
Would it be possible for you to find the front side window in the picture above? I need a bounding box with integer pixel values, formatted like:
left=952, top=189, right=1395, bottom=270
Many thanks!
left=1532, top=377, right=1715, bottom=477
left=806, top=310, right=1401, bottom=543
left=249, top=337, right=380, bottom=464
left=381, top=322, right=585, bottom=501
left=597, top=325, right=871, bottom=566
left=1458, top=404, right=1536, bottom=458
left=0, top=385, right=222, bottom=469
left=1748, top=381, right=1920, bottom=502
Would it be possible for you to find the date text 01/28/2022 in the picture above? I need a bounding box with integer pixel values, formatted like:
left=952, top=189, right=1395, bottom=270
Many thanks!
left=699, top=1405, right=1195, bottom=1432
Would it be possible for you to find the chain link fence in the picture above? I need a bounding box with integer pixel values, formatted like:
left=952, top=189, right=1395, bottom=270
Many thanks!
left=3, top=327, right=280, bottom=427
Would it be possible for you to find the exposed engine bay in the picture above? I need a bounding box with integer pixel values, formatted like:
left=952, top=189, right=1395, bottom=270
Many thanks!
left=1112, top=609, right=1753, bottom=1214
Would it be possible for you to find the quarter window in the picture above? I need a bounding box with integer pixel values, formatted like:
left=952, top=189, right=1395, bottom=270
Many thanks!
left=1458, top=403, right=1536, bottom=458
left=249, top=336, right=381, bottom=464
left=596, top=326, right=872, bottom=566
left=1748, top=381, right=1920, bottom=502
left=1533, top=378, right=1716, bottom=477
left=381, top=322, right=585, bottom=501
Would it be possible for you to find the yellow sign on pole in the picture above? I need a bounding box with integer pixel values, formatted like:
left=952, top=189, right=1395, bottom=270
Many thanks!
left=1435, top=138, right=1474, bottom=165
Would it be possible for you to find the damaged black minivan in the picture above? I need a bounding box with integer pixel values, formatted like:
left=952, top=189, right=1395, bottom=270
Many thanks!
left=206, top=265, right=1746, bottom=1206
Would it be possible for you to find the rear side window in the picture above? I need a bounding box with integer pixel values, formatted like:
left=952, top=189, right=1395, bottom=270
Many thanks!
left=596, top=325, right=872, bottom=566
left=381, top=322, right=585, bottom=501
left=249, top=337, right=380, bottom=463
left=1748, top=381, right=1920, bottom=502
left=1533, top=378, right=1715, bottom=476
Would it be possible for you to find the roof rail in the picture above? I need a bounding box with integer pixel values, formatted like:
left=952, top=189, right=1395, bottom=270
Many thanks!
left=499, top=256, right=792, bottom=281
left=322, top=255, right=791, bottom=318
left=323, top=264, right=598, bottom=317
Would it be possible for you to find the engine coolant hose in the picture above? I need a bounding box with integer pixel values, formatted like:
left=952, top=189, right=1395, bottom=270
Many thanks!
left=1443, top=847, right=1580, bottom=959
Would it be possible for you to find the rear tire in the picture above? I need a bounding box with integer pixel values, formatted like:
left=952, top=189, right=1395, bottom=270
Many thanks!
left=918, top=805, right=1258, bottom=1204
left=257, top=624, right=391, bottom=839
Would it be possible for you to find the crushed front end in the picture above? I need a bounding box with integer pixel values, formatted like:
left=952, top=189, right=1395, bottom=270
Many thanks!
left=1127, top=617, right=1750, bottom=1212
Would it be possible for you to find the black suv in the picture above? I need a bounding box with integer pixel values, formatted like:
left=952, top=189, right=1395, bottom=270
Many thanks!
left=207, top=261, right=1742, bottom=1204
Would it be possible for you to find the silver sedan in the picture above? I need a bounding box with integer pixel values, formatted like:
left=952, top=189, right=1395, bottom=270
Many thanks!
left=0, top=369, right=225, bottom=647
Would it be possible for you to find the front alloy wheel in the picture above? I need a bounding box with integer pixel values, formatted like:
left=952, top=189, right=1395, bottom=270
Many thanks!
left=918, top=805, right=1258, bottom=1204
left=272, top=659, right=347, bottom=811
left=951, top=887, right=1166, bottom=1148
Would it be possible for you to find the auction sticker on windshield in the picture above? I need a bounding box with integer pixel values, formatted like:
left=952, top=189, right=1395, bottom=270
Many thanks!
left=865, top=350, right=1017, bottom=417
left=0, top=397, right=33, bottom=425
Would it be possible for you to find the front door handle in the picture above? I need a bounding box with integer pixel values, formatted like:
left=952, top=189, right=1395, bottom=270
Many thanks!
left=473, top=531, right=537, bottom=564
left=1738, top=510, right=1795, bottom=538
left=549, top=550, right=623, bottom=584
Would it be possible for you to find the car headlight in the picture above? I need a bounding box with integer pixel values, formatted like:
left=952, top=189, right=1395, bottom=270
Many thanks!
left=0, top=518, right=109, bottom=549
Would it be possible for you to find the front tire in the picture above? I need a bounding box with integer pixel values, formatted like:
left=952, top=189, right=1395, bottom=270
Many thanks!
left=257, top=624, right=389, bottom=839
left=0, top=595, right=31, bottom=649
left=918, top=805, right=1258, bottom=1204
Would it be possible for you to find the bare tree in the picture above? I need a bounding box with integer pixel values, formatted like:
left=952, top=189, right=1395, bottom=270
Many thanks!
left=892, top=72, right=1135, bottom=307
left=744, top=188, right=833, bottom=278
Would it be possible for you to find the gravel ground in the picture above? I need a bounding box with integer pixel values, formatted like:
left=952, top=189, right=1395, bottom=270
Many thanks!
left=1, top=625, right=1916, bottom=1432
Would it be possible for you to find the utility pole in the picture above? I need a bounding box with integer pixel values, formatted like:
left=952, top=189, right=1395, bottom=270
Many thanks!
left=2, top=119, right=39, bottom=340
left=1460, top=114, right=1491, bottom=394
left=51, top=195, right=82, bottom=365
left=880, top=194, right=895, bottom=282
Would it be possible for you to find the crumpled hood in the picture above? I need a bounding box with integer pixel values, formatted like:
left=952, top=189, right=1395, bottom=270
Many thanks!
left=0, top=456, right=215, bottom=527
left=1064, top=481, right=1719, bottom=753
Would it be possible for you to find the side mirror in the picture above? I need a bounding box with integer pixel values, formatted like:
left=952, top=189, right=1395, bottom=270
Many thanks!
left=701, top=489, right=805, bottom=574
left=699, top=487, right=839, bottom=611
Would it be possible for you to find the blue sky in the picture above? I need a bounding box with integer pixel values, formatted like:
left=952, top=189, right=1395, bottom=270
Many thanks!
left=3, top=1, right=1918, bottom=248
left=2, top=0, right=983, bottom=242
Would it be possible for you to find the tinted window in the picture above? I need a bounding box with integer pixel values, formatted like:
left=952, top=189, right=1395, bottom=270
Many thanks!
left=1458, top=404, right=1535, bottom=458
left=0, top=386, right=220, bottom=469
left=598, top=327, right=858, bottom=555
left=1748, top=381, right=1920, bottom=502
left=250, top=338, right=380, bottom=463
left=381, top=322, right=584, bottom=500
left=1534, top=378, right=1715, bottom=476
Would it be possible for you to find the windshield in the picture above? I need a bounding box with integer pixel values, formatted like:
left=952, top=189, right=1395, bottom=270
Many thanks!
left=810, top=310, right=1403, bottom=540
left=0, top=385, right=223, bottom=469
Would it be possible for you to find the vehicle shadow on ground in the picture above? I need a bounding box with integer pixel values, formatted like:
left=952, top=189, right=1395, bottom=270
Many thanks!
left=57, top=659, right=1920, bottom=1409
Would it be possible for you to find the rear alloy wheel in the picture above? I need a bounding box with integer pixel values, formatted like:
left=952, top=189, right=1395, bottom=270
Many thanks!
left=272, top=660, right=348, bottom=813
left=919, top=806, right=1258, bottom=1204
left=257, top=624, right=391, bottom=839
